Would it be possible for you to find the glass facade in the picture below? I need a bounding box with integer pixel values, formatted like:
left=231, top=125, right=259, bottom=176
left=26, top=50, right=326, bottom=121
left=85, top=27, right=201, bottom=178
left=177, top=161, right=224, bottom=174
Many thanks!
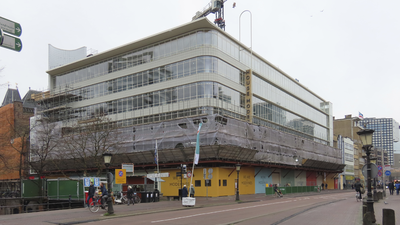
left=252, top=96, right=328, bottom=143
left=63, top=82, right=243, bottom=121
left=57, top=56, right=242, bottom=107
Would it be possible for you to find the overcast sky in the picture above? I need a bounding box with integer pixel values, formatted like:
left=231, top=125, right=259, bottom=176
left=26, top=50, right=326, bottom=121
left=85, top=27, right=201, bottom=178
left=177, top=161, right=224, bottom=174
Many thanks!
left=1, top=0, right=400, bottom=124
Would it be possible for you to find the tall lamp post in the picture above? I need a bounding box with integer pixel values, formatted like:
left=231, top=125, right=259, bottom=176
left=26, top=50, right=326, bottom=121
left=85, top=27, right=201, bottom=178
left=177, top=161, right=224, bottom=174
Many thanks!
left=236, top=164, right=241, bottom=201
left=103, top=151, right=114, bottom=215
left=356, top=129, right=375, bottom=223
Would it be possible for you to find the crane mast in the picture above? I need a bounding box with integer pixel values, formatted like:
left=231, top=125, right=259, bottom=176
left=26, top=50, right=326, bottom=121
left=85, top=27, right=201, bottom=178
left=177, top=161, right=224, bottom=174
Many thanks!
left=192, top=0, right=227, bottom=30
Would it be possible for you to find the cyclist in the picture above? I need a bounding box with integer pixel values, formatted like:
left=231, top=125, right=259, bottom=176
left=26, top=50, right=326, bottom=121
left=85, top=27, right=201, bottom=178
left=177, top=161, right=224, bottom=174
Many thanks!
left=100, top=182, right=108, bottom=208
left=274, top=184, right=282, bottom=197
left=87, top=181, right=95, bottom=208
left=354, top=180, right=363, bottom=200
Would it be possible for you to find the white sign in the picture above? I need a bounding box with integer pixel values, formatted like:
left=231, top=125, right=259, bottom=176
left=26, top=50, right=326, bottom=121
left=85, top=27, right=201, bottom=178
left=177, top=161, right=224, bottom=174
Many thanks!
left=385, top=165, right=391, bottom=171
left=147, top=172, right=170, bottom=178
left=187, top=171, right=192, bottom=178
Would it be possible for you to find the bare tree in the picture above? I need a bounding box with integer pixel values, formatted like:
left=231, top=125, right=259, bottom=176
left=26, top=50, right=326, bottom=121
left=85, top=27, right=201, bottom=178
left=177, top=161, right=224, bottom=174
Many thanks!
left=28, top=116, right=61, bottom=200
left=59, top=116, right=128, bottom=176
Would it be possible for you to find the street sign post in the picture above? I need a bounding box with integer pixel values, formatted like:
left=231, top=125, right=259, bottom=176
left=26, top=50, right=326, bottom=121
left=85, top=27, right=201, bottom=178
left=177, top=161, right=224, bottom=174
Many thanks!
left=385, top=170, right=391, bottom=176
left=1, top=33, right=22, bottom=52
left=0, top=16, right=22, bottom=37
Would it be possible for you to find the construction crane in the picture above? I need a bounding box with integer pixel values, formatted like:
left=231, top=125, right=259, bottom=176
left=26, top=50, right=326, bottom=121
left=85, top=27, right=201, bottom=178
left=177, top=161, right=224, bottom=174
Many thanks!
left=192, top=0, right=227, bottom=30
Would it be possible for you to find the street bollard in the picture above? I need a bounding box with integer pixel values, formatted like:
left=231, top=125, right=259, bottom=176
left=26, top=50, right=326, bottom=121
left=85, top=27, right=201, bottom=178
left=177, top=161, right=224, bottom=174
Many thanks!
left=382, top=209, right=395, bottom=225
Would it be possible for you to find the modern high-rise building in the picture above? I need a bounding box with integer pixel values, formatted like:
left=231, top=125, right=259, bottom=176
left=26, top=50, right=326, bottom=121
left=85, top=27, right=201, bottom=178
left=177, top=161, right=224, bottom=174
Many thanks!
left=359, top=118, right=399, bottom=165
left=31, top=18, right=343, bottom=196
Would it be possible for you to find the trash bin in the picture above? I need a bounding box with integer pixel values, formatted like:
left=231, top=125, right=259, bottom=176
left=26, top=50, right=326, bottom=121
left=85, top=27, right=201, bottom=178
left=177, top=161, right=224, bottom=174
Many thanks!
left=153, top=189, right=160, bottom=202
left=140, top=191, right=149, bottom=203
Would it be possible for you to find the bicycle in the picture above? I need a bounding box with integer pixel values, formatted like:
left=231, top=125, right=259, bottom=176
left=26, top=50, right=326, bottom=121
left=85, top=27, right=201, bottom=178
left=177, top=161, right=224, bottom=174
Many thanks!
left=133, top=192, right=141, bottom=204
left=356, top=192, right=362, bottom=202
left=89, top=195, right=108, bottom=213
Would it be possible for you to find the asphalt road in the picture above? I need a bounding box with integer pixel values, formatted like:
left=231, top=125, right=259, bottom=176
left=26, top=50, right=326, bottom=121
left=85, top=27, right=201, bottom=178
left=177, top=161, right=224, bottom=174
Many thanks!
left=82, top=192, right=362, bottom=225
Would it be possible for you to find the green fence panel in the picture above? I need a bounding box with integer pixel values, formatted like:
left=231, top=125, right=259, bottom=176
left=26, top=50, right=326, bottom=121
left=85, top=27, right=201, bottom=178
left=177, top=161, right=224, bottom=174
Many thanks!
left=278, top=187, right=286, bottom=194
left=266, top=186, right=323, bottom=195
left=47, top=181, right=58, bottom=199
left=265, top=187, right=274, bottom=195
left=22, top=180, right=41, bottom=198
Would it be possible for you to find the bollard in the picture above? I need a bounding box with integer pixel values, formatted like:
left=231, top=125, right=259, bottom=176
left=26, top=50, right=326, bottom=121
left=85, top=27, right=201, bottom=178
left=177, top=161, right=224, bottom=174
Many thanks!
left=378, top=192, right=383, bottom=200
left=382, top=208, right=395, bottom=225
left=363, top=212, right=373, bottom=225
left=69, top=195, right=71, bottom=209
left=362, top=204, right=367, bottom=217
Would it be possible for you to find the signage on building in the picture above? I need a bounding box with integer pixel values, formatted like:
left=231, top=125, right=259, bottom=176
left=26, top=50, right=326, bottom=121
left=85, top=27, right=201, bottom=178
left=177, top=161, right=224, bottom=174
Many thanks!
left=245, top=69, right=252, bottom=123
left=115, top=169, right=126, bottom=184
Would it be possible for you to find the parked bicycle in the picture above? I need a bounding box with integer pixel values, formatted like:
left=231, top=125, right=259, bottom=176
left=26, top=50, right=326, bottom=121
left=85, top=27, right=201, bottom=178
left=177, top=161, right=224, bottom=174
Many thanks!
left=89, top=195, right=108, bottom=213
left=133, top=192, right=141, bottom=204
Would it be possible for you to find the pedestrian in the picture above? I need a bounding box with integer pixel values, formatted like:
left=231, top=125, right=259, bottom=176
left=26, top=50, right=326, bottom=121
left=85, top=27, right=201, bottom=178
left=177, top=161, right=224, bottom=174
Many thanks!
left=321, top=182, right=324, bottom=190
left=325, top=183, right=328, bottom=190
left=182, top=185, right=188, bottom=198
left=388, top=181, right=394, bottom=195
left=127, top=185, right=134, bottom=206
left=395, top=181, right=400, bottom=195
left=189, top=184, right=195, bottom=197
left=343, top=183, right=346, bottom=190
left=87, top=181, right=95, bottom=208
left=351, top=184, right=354, bottom=189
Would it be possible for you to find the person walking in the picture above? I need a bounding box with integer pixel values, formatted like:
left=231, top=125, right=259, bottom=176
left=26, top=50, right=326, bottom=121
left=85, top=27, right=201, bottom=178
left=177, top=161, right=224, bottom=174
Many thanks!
left=127, top=185, right=134, bottom=206
left=321, top=182, right=324, bottom=190
left=325, top=183, right=328, bottom=190
left=189, top=184, right=195, bottom=197
left=395, top=181, right=400, bottom=195
left=182, top=185, right=188, bottom=198
left=388, top=181, right=394, bottom=195
left=87, top=181, right=95, bottom=208
left=343, top=183, right=346, bottom=190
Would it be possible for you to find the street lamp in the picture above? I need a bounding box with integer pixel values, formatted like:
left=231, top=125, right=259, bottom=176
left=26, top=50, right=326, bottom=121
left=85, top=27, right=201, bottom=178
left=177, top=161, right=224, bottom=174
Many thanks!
left=357, top=129, right=375, bottom=223
left=102, top=151, right=114, bottom=215
left=236, top=164, right=241, bottom=201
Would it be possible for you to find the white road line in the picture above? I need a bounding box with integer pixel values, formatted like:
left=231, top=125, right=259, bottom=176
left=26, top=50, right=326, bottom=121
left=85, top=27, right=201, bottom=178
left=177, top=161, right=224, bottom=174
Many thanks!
left=151, top=200, right=293, bottom=223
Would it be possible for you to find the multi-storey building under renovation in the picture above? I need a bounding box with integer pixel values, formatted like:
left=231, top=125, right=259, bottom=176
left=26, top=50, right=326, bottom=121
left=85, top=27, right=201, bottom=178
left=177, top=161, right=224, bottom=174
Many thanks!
left=31, top=18, right=344, bottom=196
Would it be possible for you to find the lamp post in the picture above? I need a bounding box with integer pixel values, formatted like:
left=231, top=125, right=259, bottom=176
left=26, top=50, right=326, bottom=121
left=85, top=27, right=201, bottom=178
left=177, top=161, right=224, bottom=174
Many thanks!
left=103, top=151, right=114, bottom=215
left=357, top=129, right=375, bottom=223
left=236, top=164, right=241, bottom=201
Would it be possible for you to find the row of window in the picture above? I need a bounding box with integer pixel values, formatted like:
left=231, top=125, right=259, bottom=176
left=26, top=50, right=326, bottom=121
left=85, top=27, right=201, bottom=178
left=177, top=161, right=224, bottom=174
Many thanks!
left=52, top=30, right=220, bottom=88
left=252, top=96, right=328, bottom=142
left=56, top=82, right=243, bottom=121
left=48, top=56, right=243, bottom=109
left=253, top=76, right=328, bottom=127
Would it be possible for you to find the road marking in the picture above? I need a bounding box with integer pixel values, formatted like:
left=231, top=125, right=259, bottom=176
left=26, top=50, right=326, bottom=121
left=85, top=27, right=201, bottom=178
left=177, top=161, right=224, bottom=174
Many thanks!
left=151, top=200, right=293, bottom=223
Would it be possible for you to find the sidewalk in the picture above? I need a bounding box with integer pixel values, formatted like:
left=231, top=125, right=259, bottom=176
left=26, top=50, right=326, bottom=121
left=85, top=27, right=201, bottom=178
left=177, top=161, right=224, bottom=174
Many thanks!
left=0, top=189, right=397, bottom=225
